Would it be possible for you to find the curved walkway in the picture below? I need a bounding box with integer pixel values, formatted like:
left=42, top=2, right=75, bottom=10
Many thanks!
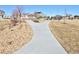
left=14, top=20, right=67, bottom=54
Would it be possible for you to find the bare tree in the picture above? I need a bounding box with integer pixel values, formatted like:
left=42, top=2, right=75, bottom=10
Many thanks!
left=11, top=6, right=23, bottom=26
left=10, top=6, right=23, bottom=27
left=12, top=6, right=23, bottom=20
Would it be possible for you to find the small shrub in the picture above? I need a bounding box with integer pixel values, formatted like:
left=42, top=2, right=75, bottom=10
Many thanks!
left=33, top=20, right=39, bottom=23
left=10, top=20, right=18, bottom=26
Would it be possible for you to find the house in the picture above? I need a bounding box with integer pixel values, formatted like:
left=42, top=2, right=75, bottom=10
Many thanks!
left=4, top=15, right=11, bottom=19
left=21, top=13, right=36, bottom=20
left=22, top=12, right=47, bottom=21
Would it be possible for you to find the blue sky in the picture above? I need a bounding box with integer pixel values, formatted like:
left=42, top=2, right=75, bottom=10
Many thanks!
left=0, top=5, right=79, bottom=16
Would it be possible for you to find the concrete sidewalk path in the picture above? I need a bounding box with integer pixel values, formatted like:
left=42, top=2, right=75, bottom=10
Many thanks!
left=14, top=20, right=67, bottom=54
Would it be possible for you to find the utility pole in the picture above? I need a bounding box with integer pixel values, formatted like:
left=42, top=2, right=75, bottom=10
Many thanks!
left=64, top=8, right=67, bottom=24
left=65, top=8, right=67, bottom=16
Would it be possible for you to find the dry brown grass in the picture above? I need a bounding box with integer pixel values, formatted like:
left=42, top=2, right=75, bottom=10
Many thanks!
left=49, top=20, right=79, bottom=54
left=0, top=19, right=32, bottom=54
